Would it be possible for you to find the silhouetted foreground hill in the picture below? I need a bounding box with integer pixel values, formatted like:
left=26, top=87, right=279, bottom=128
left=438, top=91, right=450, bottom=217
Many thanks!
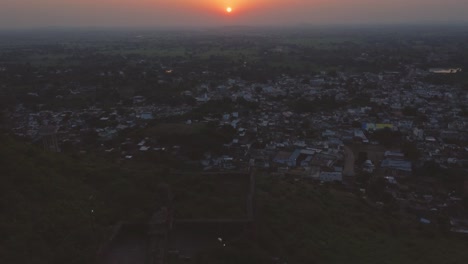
left=1, top=136, right=467, bottom=263
left=0, top=136, right=100, bottom=264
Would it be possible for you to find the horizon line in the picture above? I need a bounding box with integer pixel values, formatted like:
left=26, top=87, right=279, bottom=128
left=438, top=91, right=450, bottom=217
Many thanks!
left=1, top=21, right=468, bottom=32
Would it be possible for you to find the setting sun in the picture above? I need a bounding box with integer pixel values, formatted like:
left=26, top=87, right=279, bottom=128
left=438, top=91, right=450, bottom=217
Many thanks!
left=226, top=7, right=232, bottom=13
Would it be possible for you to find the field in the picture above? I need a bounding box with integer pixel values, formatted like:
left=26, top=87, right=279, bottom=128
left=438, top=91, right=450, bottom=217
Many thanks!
left=279, top=36, right=363, bottom=48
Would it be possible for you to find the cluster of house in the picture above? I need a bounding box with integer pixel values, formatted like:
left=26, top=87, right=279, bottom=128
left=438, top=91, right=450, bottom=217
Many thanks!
left=8, top=99, right=193, bottom=148
left=6, top=66, right=468, bottom=233
left=8, top=66, right=467, bottom=170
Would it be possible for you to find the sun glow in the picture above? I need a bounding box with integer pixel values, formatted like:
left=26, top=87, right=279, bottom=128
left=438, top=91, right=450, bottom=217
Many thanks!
left=226, top=7, right=232, bottom=13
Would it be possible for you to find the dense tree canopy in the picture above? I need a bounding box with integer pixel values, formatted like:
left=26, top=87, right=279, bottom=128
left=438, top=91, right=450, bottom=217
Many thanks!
left=1, top=136, right=468, bottom=263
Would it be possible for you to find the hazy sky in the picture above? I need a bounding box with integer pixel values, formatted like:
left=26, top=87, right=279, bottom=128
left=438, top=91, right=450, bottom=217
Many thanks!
left=0, top=0, right=467, bottom=28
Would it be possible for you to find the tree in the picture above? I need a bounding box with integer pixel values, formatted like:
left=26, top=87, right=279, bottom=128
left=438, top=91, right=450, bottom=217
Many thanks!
left=254, top=86, right=263, bottom=94
left=82, top=130, right=99, bottom=146
left=463, top=196, right=468, bottom=210
left=356, top=151, right=368, bottom=166
left=401, top=141, right=420, bottom=162
left=371, top=128, right=402, bottom=148
left=0, top=110, right=6, bottom=130
left=402, top=106, right=418, bottom=116
left=352, top=121, right=362, bottom=128
left=367, top=177, right=387, bottom=201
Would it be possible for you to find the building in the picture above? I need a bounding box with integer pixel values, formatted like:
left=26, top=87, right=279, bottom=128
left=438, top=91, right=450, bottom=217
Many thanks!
left=39, top=125, right=60, bottom=152
left=354, top=129, right=368, bottom=143
left=273, top=149, right=301, bottom=167
left=363, top=160, right=375, bottom=173
left=381, top=159, right=412, bottom=177
left=319, top=172, right=343, bottom=182
left=97, top=173, right=255, bottom=264
left=384, top=151, right=405, bottom=160
left=362, top=123, right=394, bottom=131
left=140, top=112, right=154, bottom=120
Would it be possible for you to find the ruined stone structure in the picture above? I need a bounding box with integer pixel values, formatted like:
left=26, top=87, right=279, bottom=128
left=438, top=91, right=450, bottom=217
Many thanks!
left=97, top=171, right=256, bottom=264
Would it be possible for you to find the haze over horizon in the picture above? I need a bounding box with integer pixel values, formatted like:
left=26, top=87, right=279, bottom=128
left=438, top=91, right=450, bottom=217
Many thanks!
left=1, top=0, right=468, bottom=29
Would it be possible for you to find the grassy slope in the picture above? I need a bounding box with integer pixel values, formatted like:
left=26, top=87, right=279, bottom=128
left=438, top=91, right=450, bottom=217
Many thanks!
left=197, top=176, right=468, bottom=264
left=0, top=137, right=99, bottom=264
left=1, top=137, right=467, bottom=264
left=252, top=176, right=468, bottom=264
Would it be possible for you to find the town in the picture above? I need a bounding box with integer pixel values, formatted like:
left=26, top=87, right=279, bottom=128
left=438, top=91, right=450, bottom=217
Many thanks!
left=1, top=27, right=468, bottom=263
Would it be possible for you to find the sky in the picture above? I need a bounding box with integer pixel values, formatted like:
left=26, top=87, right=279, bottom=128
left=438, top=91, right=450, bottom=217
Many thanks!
left=0, top=0, right=467, bottom=28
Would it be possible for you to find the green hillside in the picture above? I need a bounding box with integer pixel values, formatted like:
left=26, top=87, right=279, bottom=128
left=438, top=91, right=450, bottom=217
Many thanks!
left=195, top=176, right=468, bottom=264
left=254, top=177, right=468, bottom=263
left=1, top=136, right=467, bottom=264
left=0, top=137, right=100, bottom=264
